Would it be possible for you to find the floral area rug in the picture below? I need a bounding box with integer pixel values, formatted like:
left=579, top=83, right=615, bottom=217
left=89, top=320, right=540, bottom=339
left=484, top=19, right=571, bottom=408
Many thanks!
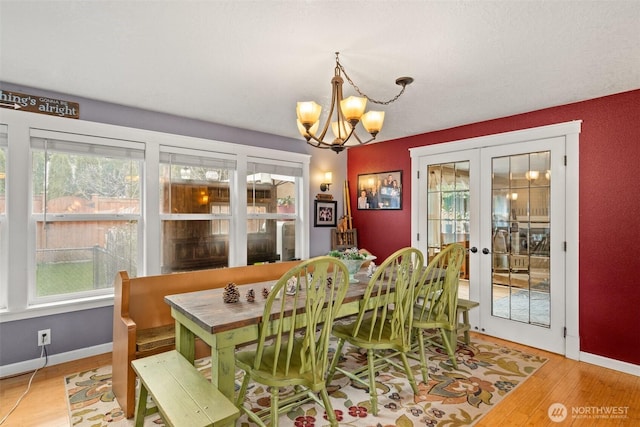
left=65, top=336, right=546, bottom=426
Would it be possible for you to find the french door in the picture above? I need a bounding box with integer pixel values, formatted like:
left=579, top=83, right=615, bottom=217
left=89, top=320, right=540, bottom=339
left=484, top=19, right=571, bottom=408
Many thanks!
left=411, top=124, right=577, bottom=355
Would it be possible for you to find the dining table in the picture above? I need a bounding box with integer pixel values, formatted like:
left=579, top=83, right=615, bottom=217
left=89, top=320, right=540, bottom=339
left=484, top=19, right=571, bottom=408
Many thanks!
left=164, top=270, right=376, bottom=402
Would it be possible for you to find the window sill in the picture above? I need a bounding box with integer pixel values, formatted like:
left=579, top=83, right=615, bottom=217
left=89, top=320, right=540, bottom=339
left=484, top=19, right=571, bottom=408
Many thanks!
left=0, top=294, right=114, bottom=323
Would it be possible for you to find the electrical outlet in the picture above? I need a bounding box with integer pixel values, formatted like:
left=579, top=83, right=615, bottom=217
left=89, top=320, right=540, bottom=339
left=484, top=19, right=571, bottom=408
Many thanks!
left=37, top=329, right=51, bottom=346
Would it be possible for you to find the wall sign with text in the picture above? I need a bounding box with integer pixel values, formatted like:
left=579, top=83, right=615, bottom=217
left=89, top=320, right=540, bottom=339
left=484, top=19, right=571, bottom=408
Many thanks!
left=0, top=89, right=79, bottom=119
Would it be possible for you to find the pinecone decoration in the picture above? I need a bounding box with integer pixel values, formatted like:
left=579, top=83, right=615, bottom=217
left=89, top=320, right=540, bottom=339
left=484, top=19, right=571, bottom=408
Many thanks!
left=246, top=288, right=255, bottom=302
left=222, top=282, right=240, bottom=303
left=326, top=276, right=333, bottom=288
left=262, top=287, right=270, bottom=299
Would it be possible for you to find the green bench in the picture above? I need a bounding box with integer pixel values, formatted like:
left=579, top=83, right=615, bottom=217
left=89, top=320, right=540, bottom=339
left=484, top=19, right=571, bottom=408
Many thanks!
left=131, top=350, right=240, bottom=427
left=456, top=298, right=479, bottom=344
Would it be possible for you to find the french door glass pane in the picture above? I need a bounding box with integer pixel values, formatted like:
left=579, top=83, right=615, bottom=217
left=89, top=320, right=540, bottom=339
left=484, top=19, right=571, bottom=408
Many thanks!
left=427, top=161, right=470, bottom=280
left=491, top=151, right=551, bottom=327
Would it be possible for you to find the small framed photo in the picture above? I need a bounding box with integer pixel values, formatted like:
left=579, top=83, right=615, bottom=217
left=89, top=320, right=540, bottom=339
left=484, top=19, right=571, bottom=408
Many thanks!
left=314, top=200, right=337, bottom=227
left=357, top=170, right=402, bottom=210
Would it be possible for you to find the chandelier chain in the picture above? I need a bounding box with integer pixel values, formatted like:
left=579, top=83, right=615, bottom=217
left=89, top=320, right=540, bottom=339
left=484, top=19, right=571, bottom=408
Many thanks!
left=337, top=62, right=407, bottom=105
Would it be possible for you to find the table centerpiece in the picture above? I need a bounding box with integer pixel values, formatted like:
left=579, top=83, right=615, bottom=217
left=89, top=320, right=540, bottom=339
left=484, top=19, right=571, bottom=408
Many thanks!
left=328, top=248, right=376, bottom=283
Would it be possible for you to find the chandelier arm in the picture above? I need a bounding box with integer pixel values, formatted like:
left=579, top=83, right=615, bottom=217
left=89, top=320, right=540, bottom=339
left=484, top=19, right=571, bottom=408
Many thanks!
left=333, top=75, right=351, bottom=140
left=315, top=116, right=332, bottom=142
left=305, top=125, right=375, bottom=150
left=308, top=100, right=334, bottom=143
left=350, top=130, right=376, bottom=146
left=313, top=74, right=344, bottom=142
left=347, top=124, right=357, bottom=140
left=305, top=140, right=334, bottom=149
left=305, top=132, right=332, bottom=147
left=359, top=135, right=376, bottom=145
left=337, top=62, right=409, bottom=105
left=351, top=131, right=364, bottom=144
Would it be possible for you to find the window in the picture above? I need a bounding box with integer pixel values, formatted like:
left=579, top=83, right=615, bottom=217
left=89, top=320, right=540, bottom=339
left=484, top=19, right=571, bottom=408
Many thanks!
left=159, top=147, right=236, bottom=273
left=1, top=107, right=309, bottom=318
left=246, top=159, right=301, bottom=263
left=31, top=131, right=143, bottom=302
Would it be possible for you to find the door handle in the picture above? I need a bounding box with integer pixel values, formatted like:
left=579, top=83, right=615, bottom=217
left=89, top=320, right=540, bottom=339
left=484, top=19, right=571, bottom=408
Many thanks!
left=469, top=246, right=478, bottom=253
left=482, top=248, right=491, bottom=255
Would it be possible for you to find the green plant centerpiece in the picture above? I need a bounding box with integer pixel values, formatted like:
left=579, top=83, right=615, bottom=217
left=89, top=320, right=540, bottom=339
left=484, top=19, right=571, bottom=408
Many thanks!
left=328, top=248, right=376, bottom=283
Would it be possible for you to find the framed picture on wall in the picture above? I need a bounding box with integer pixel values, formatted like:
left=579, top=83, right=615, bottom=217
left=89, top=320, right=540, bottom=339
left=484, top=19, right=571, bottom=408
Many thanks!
left=357, top=170, right=402, bottom=210
left=314, top=200, right=337, bottom=227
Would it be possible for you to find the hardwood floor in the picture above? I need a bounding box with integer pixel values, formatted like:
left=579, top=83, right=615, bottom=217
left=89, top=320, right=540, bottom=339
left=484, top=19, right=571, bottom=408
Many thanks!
left=0, top=352, right=112, bottom=427
left=474, top=335, right=639, bottom=427
left=0, top=336, right=638, bottom=426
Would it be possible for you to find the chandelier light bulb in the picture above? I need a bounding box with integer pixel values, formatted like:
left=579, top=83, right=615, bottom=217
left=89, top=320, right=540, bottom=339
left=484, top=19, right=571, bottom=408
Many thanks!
left=340, top=96, right=367, bottom=123
left=361, top=111, right=385, bottom=134
left=296, top=101, right=322, bottom=127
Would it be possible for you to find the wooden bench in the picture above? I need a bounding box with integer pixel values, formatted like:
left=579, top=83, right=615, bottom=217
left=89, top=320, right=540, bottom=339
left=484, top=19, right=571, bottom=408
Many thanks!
left=456, top=298, right=479, bottom=344
left=131, top=350, right=239, bottom=427
left=113, top=261, right=301, bottom=418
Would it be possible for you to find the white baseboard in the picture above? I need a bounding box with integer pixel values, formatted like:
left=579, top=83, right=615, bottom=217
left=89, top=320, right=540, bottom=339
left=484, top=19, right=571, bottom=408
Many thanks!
left=580, top=351, right=640, bottom=377
left=0, top=342, right=113, bottom=378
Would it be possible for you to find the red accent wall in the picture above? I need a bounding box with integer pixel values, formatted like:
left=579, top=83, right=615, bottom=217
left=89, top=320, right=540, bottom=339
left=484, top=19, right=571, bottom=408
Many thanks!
left=348, top=89, right=640, bottom=365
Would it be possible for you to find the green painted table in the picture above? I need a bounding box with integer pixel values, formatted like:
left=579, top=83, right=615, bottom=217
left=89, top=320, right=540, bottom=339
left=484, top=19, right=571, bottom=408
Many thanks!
left=164, top=272, right=374, bottom=402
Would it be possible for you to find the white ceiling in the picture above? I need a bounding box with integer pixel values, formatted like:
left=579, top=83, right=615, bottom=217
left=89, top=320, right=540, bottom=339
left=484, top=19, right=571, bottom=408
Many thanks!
left=1, top=1, right=639, bottom=144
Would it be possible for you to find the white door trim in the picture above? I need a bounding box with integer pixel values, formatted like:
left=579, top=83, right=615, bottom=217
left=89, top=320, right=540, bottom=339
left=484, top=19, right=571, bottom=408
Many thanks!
left=410, top=120, right=581, bottom=360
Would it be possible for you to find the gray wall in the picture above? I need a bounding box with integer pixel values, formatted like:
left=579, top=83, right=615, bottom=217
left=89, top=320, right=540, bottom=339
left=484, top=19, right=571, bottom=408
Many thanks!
left=0, top=82, right=346, bottom=369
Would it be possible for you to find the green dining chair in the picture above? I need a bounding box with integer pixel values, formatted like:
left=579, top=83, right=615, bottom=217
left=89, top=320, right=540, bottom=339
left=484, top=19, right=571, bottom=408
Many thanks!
left=235, top=256, right=350, bottom=427
left=326, top=247, right=424, bottom=416
left=412, top=243, right=466, bottom=382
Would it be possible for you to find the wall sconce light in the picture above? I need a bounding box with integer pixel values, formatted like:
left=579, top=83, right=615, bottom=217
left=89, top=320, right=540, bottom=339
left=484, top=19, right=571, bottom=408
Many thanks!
left=320, top=171, right=333, bottom=192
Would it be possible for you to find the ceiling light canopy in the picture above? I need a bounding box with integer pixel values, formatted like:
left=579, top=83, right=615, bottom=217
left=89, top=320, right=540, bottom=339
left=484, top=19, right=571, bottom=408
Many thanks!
left=296, top=52, right=413, bottom=154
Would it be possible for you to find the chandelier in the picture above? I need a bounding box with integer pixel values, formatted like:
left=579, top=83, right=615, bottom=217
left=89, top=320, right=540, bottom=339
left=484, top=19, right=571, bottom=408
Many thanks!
left=296, top=52, right=413, bottom=154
